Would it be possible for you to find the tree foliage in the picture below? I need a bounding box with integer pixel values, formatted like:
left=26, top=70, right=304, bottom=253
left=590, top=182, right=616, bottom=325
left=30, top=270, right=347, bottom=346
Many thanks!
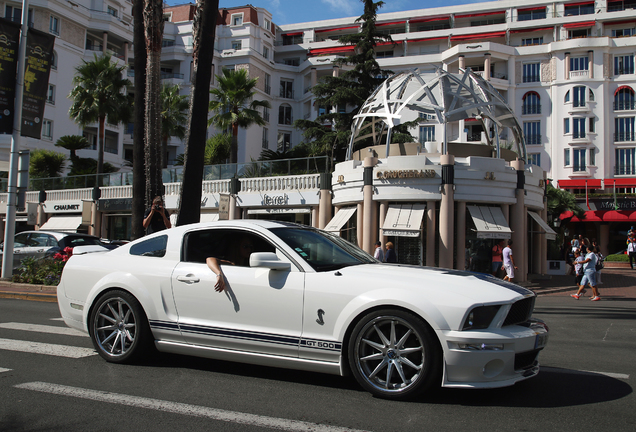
left=29, top=149, right=66, bottom=179
left=161, top=84, right=189, bottom=167
left=208, top=68, right=271, bottom=164
left=55, top=135, right=90, bottom=160
left=68, top=54, right=131, bottom=176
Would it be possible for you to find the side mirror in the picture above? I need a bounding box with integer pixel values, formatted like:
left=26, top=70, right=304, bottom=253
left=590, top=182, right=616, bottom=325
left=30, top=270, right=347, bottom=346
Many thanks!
left=249, top=252, right=291, bottom=271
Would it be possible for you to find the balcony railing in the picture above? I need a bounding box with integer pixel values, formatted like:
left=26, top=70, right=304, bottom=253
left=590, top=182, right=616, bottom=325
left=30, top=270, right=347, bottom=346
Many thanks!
left=1, top=157, right=330, bottom=193
left=615, top=165, right=636, bottom=176
left=614, top=101, right=636, bottom=111
left=279, top=89, right=294, bottom=99
left=161, top=72, right=184, bottom=80
left=522, top=75, right=540, bottom=83
left=525, top=134, right=542, bottom=145
left=615, top=132, right=636, bottom=142
left=522, top=104, right=541, bottom=115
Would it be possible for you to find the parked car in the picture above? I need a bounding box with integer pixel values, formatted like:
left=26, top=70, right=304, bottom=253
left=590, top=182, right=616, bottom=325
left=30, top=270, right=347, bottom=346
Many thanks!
left=57, top=220, right=549, bottom=400
left=0, top=231, right=109, bottom=271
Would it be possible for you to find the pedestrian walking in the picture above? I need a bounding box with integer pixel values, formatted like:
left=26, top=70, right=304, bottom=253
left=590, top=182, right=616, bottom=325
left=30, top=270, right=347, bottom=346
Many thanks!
left=491, top=239, right=505, bottom=277
left=573, top=249, right=585, bottom=287
left=384, top=242, right=397, bottom=263
left=373, top=241, right=385, bottom=262
left=628, top=237, right=636, bottom=269
left=571, top=247, right=601, bottom=301
left=502, top=240, right=517, bottom=282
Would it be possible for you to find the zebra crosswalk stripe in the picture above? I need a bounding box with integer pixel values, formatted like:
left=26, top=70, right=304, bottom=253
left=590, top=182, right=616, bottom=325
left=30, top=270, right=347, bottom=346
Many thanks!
left=0, top=338, right=96, bottom=358
left=0, top=322, right=87, bottom=337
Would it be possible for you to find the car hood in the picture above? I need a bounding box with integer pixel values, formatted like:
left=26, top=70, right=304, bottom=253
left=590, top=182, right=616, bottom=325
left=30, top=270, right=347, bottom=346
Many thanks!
left=338, top=263, right=533, bottom=304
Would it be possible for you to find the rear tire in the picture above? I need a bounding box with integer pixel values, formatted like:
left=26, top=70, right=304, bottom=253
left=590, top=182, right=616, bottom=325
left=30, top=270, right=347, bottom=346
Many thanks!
left=348, top=309, right=442, bottom=400
left=89, top=290, right=152, bottom=363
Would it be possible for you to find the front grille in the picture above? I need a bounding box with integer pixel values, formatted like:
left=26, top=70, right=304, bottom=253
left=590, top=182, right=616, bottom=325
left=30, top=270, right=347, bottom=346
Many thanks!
left=503, top=297, right=535, bottom=326
left=515, top=349, right=540, bottom=370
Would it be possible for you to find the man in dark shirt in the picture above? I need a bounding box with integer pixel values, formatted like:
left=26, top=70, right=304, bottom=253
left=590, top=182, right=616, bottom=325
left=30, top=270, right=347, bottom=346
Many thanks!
left=143, top=196, right=171, bottom=235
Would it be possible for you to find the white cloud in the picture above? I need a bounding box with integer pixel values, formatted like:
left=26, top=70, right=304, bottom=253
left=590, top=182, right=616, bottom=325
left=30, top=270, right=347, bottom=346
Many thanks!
left=321, top=0, right=357, bottom=16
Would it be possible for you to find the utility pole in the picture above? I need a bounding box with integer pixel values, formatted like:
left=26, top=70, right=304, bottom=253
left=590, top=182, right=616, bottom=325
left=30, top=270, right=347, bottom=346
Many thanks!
left=1, top=0, right=29, bottom=279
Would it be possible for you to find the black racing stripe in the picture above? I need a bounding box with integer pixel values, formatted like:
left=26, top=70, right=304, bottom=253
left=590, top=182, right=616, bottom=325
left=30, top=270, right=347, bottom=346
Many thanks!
left=149, top=320, right=180, bottom=330
left=180, top=324, right=300, bottom=347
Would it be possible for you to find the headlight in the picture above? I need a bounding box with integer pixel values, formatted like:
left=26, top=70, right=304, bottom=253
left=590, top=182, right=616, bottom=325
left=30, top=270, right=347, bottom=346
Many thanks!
left=462, top=305, right=500, bottom=330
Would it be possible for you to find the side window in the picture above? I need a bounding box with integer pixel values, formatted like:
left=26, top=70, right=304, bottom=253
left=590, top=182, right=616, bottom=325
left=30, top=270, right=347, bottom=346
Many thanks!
left=130, top=235, right=168, bottom=258
left=14, top=233, right=29, bottom=247
left=29, top=233, right=55, bottom=247
left=183, top=229, right=274, bottom=266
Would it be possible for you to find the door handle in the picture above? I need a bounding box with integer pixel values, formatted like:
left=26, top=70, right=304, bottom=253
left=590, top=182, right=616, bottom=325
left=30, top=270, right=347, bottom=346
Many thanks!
left=176, top=274, right=200, bottom=284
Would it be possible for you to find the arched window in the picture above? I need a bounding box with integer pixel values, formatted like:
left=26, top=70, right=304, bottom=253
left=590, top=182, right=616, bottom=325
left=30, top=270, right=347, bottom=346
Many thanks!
left=522, top=91, right=541, bottom=114
left=614, top=86, right=635, bottom=111
left=565, top=90, right=570, bottom=103
left=51, top=50, right=57, bottom=70
left=278, top=104, right=292, bottom=125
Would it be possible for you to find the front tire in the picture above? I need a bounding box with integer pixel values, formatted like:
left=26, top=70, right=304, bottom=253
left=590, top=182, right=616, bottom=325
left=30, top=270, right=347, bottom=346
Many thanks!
left=89, top=290, right=152, bottom=363
left=348, top=309, right=441, bottom=400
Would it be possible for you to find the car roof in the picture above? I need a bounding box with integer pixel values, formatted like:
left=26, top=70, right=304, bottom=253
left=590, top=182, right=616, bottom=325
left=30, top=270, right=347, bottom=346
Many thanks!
left=18, top=231, right=100, bottom=241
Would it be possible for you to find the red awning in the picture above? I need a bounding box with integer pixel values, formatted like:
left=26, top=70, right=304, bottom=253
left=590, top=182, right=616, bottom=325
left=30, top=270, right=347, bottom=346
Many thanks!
left=284, top=32, right=303, bottom=37
left=309, top=45, right=355, bottom=56
left=407, top=36, right=449, bottom=43
left=451, top=31, right=506, bottom=41
left=377, top=21, right=406, bottom=27
left=315, top=25, right=359, bottom=33
left=377, top=41, right=402, bottom=46
left=409, top=16, right=449, bottom=24
left=566, top=1, right=594, bottom=6
left=560, top=210, right=636, bottom=222
left=510, top=26, right=554, bottom=34
left=519, top=6, right=546, bottom=12
left=563, top=21, right=596, bottom=29
left=604, top=19, right=636, bottom=26
left=605, top=178, right=636, bottom=187
left=558, top=179, right=602, bottom=188
left=615, top=85, right=634, bottom=95
left=455, top=10, right=505, bottom=19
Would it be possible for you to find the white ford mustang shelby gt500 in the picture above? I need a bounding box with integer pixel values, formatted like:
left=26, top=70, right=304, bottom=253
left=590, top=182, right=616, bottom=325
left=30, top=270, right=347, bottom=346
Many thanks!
left=57, top=220, right=548, bottom=399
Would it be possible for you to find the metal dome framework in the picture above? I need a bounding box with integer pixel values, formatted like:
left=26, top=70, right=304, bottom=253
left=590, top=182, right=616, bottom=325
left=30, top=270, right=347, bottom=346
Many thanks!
left=346, top=67, right=527, bottom=161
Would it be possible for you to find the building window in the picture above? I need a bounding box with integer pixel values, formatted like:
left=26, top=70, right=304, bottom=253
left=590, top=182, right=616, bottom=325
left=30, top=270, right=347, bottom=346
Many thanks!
left=569, top=28, right=591, bottom=39
left=564, top=3, right=594, bottom=16
left=231, top=40, right=242, bottom=50
left=262, top=46, right=269, bottom=59
left=280, top=79, right=294, bottom=99
left=51, top=51, right=57, bottom=70
left=573, top=86, right=586, bottom=107
left=615, top=54, right=635, bottom=75
left=522, top=63, right=540, bottom=82
left=263, top=18, right=271, bottom=31
left=417, top=20, right=450, bottom=32
left=608, top=1, right=636, bottom=12
left=590, top=147, right=596, bottom=166
left=50, top=15, right=59, bottom=35
left=564, top=118, right=570, bottom=134
left=262, top=128, right=269, bottom=149
left=570, top=56, right=589, bottom=71
left=527, top=153, right=541, bottom=166
left=518, top=8, right=546, bottom=21
left=573, top=118, right=586, bottom=139
left=283, top=58, right=300, bottom=66
left=263, top=106, right=270, bottom=122
left=524, top=121, right=541, bottom=144
left=521, top=37, right=543, bottom=46
left=376, top=50, right=394, bottom=58
left=6, top=6, right=33, bottom=26
left=522, top=92, right=541, bottom=114
left=573, top=149, right=587, bottom=172
left=612, top=28, right=636, bottom=37
left=282, top=34, right=303, bottom=45
left=470, top=17, right=505, bottom=26
left=615, top=117, right=636, bottom=141
left=277, top=131, right=291, bottom=152
left=419, top=126, right=435, bottom=143
left=107, top=7, right=118, bottom=18
left=589, top=117, right=595, bottom=133
left=231, top=14, right=243, bottom=26
left=46, top=84, right=55, bottom=104
left=264, top=74, right=271, bottom=95
left=278, top=104, right=292, bottom=125
left=42, top=120, right=53, bottom=140
left=564, top=148, right=571, bottom=166
left=615, top=86, right=635, bottom=110
left=105, top=135, right=118, bottom=155
left=615, top=147, right=636, bottom=175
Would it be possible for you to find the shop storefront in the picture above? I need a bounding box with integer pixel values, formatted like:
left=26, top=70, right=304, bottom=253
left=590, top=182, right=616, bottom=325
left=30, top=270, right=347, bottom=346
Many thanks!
left=40, top=200, right=90, bottom=233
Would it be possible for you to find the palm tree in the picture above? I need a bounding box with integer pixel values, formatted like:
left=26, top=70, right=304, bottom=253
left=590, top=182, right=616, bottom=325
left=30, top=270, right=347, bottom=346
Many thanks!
left=68, top=54, right=131, bottom=177
left=161, top=84, right=189, bottom=168
left=29, top=149, right=66, bottom=179
left=54, top=135, right=90, bottom=160
left=209, top=68, right=271, bottom=164
left=177, top=0, right=219, bottom=227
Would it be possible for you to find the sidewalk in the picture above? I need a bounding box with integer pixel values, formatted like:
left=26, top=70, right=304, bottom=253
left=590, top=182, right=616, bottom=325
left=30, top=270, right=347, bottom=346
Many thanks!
left=0, top=268, right=635, bottom=303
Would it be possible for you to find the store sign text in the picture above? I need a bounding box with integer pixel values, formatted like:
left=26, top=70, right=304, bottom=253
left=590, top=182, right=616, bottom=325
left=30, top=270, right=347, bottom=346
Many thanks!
left=377, top=169, right=435, bottom=179
left=263, top=194, right=288, bottom=206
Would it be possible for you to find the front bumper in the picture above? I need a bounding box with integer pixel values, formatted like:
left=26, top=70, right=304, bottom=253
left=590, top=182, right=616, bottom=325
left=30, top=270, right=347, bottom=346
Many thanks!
left=439, top=319, right=549, bottom=389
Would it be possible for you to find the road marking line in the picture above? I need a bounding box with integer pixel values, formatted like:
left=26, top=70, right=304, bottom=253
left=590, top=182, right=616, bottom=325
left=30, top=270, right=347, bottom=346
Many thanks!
left=15, top=382, right=368, bottom=432
left=50, top=318, right=64, bottom=321
left=0, top=322, right=87, bottom=337
left=543, top=366, right=629, bottom=379
left=0, top=367, right=11, bottom=373
left=0, top=339, right=96, bottom=358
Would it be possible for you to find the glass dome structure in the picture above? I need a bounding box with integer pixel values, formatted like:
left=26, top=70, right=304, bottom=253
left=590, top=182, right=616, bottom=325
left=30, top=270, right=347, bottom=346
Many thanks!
left=346, top=67, right=526, bottom=161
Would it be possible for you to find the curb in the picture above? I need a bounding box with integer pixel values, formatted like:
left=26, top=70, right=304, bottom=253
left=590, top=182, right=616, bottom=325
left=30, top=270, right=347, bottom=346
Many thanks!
left=0, top=291, right=58, bottom=302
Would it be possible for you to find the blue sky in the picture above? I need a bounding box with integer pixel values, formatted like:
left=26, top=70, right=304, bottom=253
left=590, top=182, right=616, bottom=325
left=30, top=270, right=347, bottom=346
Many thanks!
left=166, top=1, right=485, bottom=25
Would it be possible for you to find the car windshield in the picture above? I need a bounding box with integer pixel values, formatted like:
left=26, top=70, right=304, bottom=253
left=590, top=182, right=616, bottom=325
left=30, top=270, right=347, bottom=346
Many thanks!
left=271, top=227, right=376, bottom=272
left=63, top=236, right=103, bottom=247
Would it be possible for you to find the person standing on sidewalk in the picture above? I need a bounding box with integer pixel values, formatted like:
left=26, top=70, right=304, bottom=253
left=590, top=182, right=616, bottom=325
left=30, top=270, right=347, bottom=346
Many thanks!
left=491, top=239, right=505, bottom=277
left=571, top=247, right=601, bottom=301
left=502, top=240, right=517, bottom=282
left=373, top=241, right=385, bottom=262
left=628, top=237, right=636, bottom=269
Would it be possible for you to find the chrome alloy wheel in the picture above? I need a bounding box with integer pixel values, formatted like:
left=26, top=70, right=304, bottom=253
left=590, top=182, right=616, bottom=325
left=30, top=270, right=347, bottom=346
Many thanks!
left=353, top=315, right=426, bottom=394
left=93, top=296, right=137, bottom=357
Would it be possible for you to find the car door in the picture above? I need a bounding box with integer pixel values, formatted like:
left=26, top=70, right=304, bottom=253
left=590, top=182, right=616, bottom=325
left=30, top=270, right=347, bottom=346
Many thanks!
left=171, top=228, right=304, bottom=358
left=24, top=233, right=57, bottom=261
left=12, top=233, right=32, bottom=269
